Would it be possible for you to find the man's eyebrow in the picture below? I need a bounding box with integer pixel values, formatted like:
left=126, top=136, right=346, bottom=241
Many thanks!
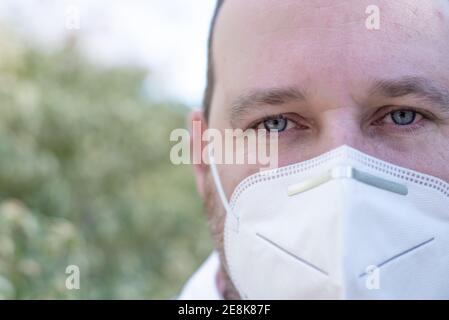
left=229, top=77, right=449, bottom=127
left=229, top=87, right=307, bottom=127
left=369, top=76, right=449, bottom=113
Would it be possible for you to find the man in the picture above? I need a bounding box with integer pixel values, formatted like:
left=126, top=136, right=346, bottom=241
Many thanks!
left=179, top=0, right=449, bottom=299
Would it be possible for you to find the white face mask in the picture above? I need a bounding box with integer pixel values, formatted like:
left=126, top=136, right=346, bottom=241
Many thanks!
left=209, top=145, right=449, bottom=299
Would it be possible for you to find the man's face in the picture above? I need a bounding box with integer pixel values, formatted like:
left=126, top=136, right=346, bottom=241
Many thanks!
left=192, top=0, right=449, bottom=298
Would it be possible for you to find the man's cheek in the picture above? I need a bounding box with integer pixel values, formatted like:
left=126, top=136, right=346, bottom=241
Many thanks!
left=402, top=147, right=449, bottom=183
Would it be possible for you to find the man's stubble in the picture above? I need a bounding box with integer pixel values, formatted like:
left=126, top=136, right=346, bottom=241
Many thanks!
left=204, top=171, right=241, bottom=300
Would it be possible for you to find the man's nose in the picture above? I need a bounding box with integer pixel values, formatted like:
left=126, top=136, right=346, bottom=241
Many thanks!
left=317, top=106, right=367, bottom=153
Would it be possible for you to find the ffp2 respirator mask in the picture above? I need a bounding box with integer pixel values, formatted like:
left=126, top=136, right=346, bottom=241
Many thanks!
left=209, top=145, right=449, bottom=299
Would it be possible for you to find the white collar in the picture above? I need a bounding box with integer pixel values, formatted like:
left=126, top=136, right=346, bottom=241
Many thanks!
left=177, top=251, right=223, bottom=300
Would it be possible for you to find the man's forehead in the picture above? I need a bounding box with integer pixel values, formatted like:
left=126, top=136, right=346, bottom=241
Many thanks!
left=214, top=0, right=448, bottom=64
left=215, top=0, right=448, bottom=39
left=210, top=0, right=449, bottom=119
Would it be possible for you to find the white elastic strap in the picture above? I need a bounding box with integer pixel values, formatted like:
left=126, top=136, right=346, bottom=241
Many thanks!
left=208, top=147, right=235, bottom=217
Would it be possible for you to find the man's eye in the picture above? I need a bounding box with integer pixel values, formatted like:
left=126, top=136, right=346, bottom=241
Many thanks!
left=257, top=115, right=292, bottom=132
left=386, top=110, right=421, bottom=126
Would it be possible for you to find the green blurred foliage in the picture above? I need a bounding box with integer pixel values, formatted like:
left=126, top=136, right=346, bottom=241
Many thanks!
left=0, top=30, right=212, bottom=299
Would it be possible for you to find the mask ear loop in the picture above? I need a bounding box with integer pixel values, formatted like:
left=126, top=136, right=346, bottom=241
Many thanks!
left=208, top=146, right=244, bottom=298
left=208, top=146, right=238, bottom=220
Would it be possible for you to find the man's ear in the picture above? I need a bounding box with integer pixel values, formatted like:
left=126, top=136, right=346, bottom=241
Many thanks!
left=188, top=110, right=208, bottom=199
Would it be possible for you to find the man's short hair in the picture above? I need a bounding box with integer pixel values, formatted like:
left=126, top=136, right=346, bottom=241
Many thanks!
left=203, top=0, right=225, bottom=120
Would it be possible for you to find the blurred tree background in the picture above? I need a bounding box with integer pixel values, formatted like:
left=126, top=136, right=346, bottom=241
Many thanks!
left=0, top=28, right=212, bottom=299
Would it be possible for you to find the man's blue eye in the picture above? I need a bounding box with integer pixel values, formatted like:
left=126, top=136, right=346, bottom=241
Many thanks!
left=390, top=110, right=416, bottom=126
left=263, top=115, right=288, bottom=132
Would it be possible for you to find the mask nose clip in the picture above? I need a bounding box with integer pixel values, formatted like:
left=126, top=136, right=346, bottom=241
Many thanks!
left=331, top=165, right=354, bottom=179
left=288, top=165, right=408, bottom=197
